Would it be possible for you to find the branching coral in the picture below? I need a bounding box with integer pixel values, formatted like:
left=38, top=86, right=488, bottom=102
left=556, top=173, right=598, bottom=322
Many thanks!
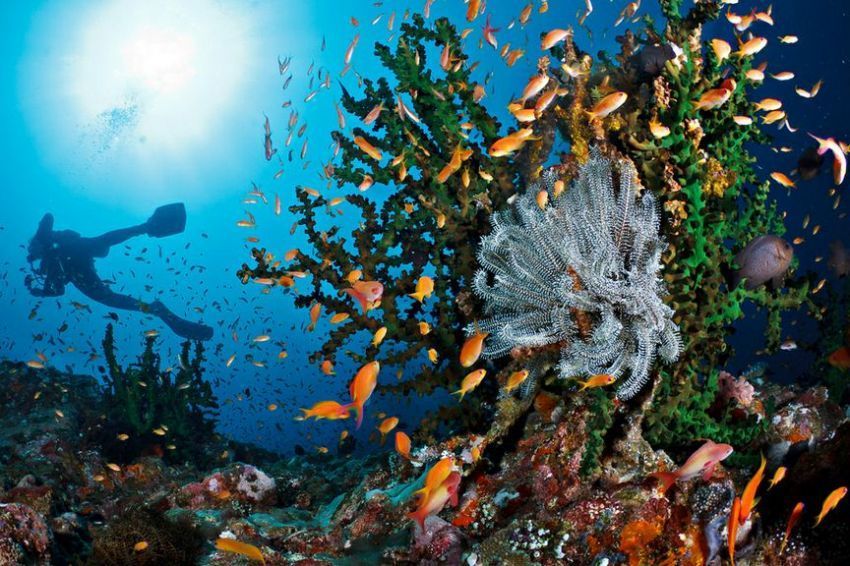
left=471, top=149, right=681, bottom=399
left=237, top=14, right=540, bottom=435
left=96, top=324, right=218, bottom=464
left=236, top=0, right=817, bottom=453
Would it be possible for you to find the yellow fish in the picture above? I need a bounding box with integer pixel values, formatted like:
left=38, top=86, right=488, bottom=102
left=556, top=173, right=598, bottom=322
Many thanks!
left=503, top=369, right=530, bottom=393
left=815, top=486, right=847, bottom=526
left=576, top=373, right=616, bottom=391
left=215, top=538, right=265, bottom=563
left=409, top=276, right=435, bottom=302
left=453, top=369, right=487, bottom=401
left=587, top=92, right=628, bottom=118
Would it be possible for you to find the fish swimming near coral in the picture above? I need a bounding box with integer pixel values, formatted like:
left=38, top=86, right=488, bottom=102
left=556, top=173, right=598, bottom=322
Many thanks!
left=576, top=373, right=616, bottom=391
left=297, top=400, right=350, bottom=421
left=408, top=471, right=461, bottom=529
left=732, top=235, right=794, bottom=290
left=215, top=537, right=265, bottom=563
left=346, top=361, right=380, bottom=429
left=633, top=43, right=679, bottom=75
left=343, top=280, right=384, bottom=312
left=650, top=440, right=734, bottom=494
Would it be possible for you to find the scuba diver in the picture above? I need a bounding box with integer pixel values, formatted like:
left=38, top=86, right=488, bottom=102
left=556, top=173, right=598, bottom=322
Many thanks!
left=25, top=203, right=213, bottom=341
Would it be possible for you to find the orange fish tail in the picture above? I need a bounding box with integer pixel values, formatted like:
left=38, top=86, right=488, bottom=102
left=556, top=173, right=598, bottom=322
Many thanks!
left=407, top=509, right=427, bottom=530
left=650, top=471, right=677, bottom=494
left=345, top=402, right=364, bottom=430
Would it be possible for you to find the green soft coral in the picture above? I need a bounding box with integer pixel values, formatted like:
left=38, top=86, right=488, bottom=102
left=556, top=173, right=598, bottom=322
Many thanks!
left=97, top=324, right=218, bottom=464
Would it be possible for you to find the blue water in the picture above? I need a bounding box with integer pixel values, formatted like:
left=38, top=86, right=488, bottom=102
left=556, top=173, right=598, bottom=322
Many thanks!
left=1, top=0, right=848, bottom=455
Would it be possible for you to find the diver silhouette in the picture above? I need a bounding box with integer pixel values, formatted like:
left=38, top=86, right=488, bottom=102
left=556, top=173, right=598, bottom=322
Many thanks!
left=25, top=203, right=213, bottom=341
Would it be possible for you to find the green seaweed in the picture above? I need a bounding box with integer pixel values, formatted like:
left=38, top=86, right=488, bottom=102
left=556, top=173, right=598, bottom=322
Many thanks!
left=580, top=389, right=615, bottom=478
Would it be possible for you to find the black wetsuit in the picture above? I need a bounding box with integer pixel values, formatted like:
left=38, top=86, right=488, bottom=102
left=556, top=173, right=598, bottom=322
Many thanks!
left=26, top=214, right=213, bottom=341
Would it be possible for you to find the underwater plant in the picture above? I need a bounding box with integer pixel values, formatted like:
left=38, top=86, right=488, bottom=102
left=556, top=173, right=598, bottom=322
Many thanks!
left=95, top=324, right=219, bottom=464
left=87, top=508, right=205, bottom=566
left=470, top=149, right=681, bottom=400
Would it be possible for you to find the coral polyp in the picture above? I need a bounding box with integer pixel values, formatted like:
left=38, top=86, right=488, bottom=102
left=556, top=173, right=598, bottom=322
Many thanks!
left=471, top=149, right=680, bottom=399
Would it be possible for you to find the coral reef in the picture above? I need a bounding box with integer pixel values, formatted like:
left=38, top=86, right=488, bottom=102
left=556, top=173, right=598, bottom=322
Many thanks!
left=2, top=1, right=831, bottom=564
left=471, top=149, right=681, bottom=400
left=236, top=0, right=814, bottom=456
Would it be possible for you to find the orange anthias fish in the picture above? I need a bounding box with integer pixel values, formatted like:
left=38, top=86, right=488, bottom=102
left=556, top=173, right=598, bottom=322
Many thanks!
left=215, top=538, right=265, bottom=563
left=735, top=36, right=767, bottom=58
left=408, top=471, right=461, bottom=529
left=809, top=133, right=847, bottom=185
left=814, top=486, right=848, bottom=526
left=828, top=346, right=850, bottom=370
left=587, top=91, right=628, bottom=118
left=768, top=466, right=787, bottom=490
left=711, top=38, right=731, bottom=62
left=347, top=361, right=380, bottom=429
left=354, top=136, right=383, bottom=160
left=693, top=79, right=735, bottom=111
left=738, top=454, right=766, bottom=523
left=409, top=276, right=435, bottom=302
left=780, top=502, right=804, bottom=554
left=298, top=400, right=350, bottom=421
left=460, top=331, right=488, bottom=367
left=504, top=369, right=530, bottom=393
left=770, top=172, right=796, bottom=188
left=488, top=128, right=536, bottom=157
left=577, top=373, right=616, bottom=391
left=308, top=302, right=322, bottom=332
left=520, top=74, right=549, bottom=102
left=650, top=440, right=734, bottom=494
left=372, top=326, right=387, bottom=346
left=728, top=496, right=741, bottom=566
left=437, top=145, right=472, bottom=183
left=453, top=369, right=487, bottom=401
left=415, top=457, right=455, bottom=501
left=465, top=0, right=481, bottom=21
left=344, top=280, right=384, bottom=312
left=395, top=431, right=412, bottom=460
left=377, top=416, right=399, bottom=444
left=541, top=28, right=569, bottom=50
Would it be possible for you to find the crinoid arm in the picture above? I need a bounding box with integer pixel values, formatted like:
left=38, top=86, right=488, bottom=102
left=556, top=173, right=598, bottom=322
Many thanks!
left=471, top=148, right=681, bottom=399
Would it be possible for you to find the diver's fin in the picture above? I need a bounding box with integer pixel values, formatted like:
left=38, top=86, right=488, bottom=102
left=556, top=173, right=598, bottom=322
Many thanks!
left=148, top=300, right=213, bottom=341
left=146, top=203, right=187, bottom=238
